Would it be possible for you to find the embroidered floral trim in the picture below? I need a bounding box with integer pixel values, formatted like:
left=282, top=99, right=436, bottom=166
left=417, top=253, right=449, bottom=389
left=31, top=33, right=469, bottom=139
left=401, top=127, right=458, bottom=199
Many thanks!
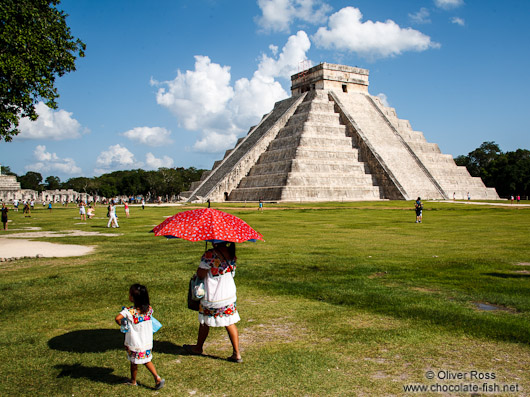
left=126, top=347, right=152, bottom=360
left=201, top=250, right=236, bottom=277
left=125, top=306, right=153, bottom=324
left=200, top=302, right=237, bottom=318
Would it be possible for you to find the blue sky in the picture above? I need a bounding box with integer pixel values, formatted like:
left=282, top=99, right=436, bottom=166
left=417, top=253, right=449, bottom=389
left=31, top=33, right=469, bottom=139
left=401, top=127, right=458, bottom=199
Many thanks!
left=2, top=0, right=529, bottom=181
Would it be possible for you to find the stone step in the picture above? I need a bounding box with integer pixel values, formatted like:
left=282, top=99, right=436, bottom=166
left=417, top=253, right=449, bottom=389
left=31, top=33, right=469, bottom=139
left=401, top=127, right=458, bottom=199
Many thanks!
left=258, top=147, right=360, bottom=163
left=295, top=100, right=335, bottom=114
left=229, top=185, right=382, bottom=202
left=276, top=124, right=348, bottom=139
left=280, top=186, right=382, bottom=201
left=268, top=135, right=353, bottom=151
left=238, top=172, right=378, bottom=188
left=229, top=186, right=284, bottom=201
left=408, top=142, right=441, bottom=153
left=288, top=112, right=341, bottom=125
left=248, top=160, right=371, bottom=176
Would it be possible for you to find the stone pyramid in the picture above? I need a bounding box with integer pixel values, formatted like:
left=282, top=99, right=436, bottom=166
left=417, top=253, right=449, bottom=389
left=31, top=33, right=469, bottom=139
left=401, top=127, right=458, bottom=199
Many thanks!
left=183, top=63, right=499, bottom=202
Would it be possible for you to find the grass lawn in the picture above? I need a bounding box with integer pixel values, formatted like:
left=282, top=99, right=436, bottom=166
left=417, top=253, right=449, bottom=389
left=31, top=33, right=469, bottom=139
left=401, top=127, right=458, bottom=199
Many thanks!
left=0, top=201, right=529, bottom=396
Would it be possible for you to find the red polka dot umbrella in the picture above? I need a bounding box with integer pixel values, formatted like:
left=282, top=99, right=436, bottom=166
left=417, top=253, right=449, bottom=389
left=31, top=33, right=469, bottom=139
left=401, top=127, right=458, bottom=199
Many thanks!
left=151, top=208, right=264, bottom=243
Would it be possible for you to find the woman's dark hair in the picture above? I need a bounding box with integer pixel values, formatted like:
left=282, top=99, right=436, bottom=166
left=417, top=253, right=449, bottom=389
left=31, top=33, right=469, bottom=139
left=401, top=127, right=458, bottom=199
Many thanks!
left=129, top=284, right=150, bottom=313
left=213, top=241, right=236, bottom=259
left=227, top=242, right=236, bottom=259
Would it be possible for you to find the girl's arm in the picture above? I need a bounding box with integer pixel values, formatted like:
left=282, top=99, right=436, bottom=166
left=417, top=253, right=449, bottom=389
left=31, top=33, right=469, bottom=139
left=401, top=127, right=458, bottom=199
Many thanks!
left=115, top=313, right=124, bottom=325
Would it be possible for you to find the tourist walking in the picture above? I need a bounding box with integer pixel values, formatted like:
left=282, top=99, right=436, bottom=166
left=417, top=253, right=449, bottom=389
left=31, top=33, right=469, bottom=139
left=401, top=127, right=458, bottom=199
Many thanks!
left=415, top=197, right=423, bottom=223
left=115, top=284, right=165, bottom=389
left=79, top=201, right=86, bottom=221
left=184, top=241, right=242, bottom=363
left=107, top=203, right=119, bottom=228
left=1, top=203, right=8, bottom=230
left=124, top=201, right=130, bottom=218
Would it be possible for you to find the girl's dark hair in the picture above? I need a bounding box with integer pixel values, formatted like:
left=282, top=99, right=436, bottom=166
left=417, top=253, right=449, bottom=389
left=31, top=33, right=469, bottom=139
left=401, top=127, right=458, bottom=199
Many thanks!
left=129, top=284, right=150, bottom=314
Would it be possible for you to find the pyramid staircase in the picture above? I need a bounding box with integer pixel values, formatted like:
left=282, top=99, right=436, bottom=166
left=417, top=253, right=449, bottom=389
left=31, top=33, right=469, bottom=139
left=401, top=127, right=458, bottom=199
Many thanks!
left=229, top=91, right=382, bottom=201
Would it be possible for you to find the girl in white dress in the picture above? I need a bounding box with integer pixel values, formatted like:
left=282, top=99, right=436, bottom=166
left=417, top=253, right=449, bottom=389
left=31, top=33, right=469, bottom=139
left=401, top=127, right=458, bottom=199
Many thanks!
left=115, top=284, right=165, bottom=389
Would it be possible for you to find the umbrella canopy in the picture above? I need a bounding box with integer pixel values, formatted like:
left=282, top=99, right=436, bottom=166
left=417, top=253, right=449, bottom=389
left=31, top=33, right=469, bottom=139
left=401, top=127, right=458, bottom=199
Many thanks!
left=151, top=208, right=264, bottom=243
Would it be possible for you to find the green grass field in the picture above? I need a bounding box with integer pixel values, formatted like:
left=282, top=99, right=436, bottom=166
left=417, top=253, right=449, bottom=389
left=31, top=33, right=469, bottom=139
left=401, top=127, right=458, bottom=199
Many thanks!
left=0, top=201, right=529, bottom=396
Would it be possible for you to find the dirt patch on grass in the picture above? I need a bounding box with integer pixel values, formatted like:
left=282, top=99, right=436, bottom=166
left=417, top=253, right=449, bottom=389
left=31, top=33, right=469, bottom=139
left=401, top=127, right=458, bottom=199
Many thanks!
left=368, top=271, right=387, bottom=279
left=239, top=319, right=306, bottom=345
left=472, top=301, right=517, bottom=313
left=410, top=286, right=440, bottom=294
left=0, top=238, right=94, bottom=260
left=515, top=262, right=530, bottom=266
left=2, top=230, right=120, bottom=238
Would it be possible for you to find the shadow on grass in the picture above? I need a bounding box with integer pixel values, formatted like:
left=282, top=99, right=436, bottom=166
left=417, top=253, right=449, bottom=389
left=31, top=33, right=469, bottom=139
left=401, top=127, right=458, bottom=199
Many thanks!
left=55, top=363, right=124, bottom=385
left=48, top=329, right=123, bottom=353
left=254, top=278, right=530, bottom=345
left=48, top=329, right=224, bottom=360
left=484, top=272, right=530, bottom=279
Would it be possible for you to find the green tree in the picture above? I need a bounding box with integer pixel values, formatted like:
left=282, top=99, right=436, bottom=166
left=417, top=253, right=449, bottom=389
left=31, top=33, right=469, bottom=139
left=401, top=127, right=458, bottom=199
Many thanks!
left=0, top=0, right=86, bottom=141
left=0, top=165, right=17, bottom=176
left=45, top=175, right=61, bottom=190
left=18, top=171, right=43, bottom=190
left=485, top=149, right=530, bottom=197
left=455, top=141, right=501, bottom=177
left=456, top=142, right=530, bottom=198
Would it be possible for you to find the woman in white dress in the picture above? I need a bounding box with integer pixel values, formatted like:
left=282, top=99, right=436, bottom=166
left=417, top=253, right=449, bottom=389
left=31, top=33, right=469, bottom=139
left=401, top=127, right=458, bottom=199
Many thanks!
left=184, top=242, right=242, bottom=363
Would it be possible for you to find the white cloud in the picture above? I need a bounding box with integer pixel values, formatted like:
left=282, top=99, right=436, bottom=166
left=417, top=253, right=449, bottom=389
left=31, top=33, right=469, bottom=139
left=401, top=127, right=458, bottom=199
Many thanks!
left=154, top=55, right=234, bottom=132
left=122, top=126, right=172, bottom=146
left=145, top=153, right=174, bottom=169
left=434, top=0, right=464, bottom=10
left=193, top=131, right=238, bottom=153
left=154, top=32, right=310, bottom=153
left=17, top=102, right=87, bottom=140
left=313, top=7, right=440, bottom=59
left=26, top=145, right=82, bottom=175
left=256, top=0, right=332, bottom=33
left=257, top=30, right=311, bottom=79
left=451, top=17, right=465, bottom=26
left=95, top=144, right=137, bottom=174
left=376, top=93, right=390, bottom=107
left=409, top=8, right=431, bottom=24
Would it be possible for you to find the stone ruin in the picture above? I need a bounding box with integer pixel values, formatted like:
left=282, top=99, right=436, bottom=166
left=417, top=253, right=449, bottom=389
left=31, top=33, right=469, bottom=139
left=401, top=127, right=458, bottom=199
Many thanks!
left=0, top=166, right=88, bottom=203
left=183, top=63, right=499, bottom=202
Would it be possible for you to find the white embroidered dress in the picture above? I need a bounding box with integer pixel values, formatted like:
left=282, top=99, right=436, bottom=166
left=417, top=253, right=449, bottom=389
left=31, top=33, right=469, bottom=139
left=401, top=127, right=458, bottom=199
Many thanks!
left=198, top=249, right=240, bottom=327
left=120, top=306, right=154, bottom=364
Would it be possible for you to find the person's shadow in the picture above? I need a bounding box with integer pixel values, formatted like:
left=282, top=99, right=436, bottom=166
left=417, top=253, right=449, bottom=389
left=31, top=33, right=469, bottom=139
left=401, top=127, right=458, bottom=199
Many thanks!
left=48, top=328, right=187, bottom=355
left=54, top=363, right=125, bottom=385
left=49, top=329, right=194, bottom=386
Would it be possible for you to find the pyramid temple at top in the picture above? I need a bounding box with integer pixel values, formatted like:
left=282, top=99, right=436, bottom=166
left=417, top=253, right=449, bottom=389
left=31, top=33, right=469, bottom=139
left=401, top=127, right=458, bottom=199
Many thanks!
left=183, top=63, right=499, bottom=202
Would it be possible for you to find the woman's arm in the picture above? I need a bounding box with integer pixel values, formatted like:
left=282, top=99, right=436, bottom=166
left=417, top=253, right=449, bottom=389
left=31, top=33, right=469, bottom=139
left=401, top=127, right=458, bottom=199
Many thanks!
left=197, top=268, right=208, bottom=279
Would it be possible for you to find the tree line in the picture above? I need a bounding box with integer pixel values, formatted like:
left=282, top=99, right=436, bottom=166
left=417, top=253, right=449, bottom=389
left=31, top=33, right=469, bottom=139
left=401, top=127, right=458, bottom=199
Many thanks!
left=2, top=167, right=206, bottom=200
left=455, top=141, right=530, bottom=198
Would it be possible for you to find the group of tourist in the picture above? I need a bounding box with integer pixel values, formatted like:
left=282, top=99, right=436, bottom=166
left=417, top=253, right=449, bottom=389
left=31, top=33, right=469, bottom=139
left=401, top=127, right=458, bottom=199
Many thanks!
left=115, top=241, right=241, bottom=389
left=510, top=195, right=521, bottom=204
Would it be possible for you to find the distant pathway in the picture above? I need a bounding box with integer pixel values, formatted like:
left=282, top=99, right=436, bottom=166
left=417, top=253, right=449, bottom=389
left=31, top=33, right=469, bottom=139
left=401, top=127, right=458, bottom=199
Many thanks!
left=430, top=200, right=530, bottom=207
